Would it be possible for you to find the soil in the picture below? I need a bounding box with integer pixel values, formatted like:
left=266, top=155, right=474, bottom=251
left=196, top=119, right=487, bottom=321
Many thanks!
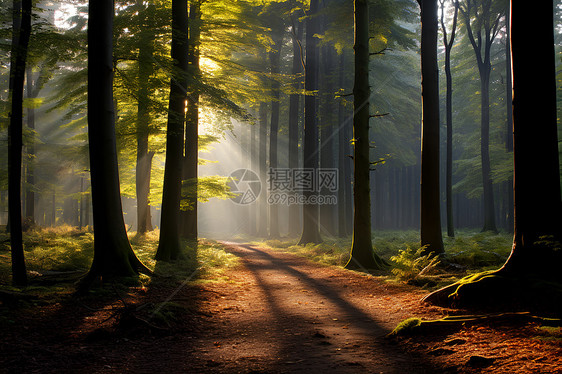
left=2, top=242, right=561, bottom=373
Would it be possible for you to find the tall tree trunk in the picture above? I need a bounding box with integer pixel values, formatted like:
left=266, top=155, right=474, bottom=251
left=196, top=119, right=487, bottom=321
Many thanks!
left=424, top=0, right=562, bottom=307
left=419, top=0, right=444, bottom=255
left=8, top=0, right=31, bottom=286
left=440, top=0, right=458, bottom=237
left=337, top=52, right=348, bottom=238
left=459, top=0, right=501, bottom=233
left=136, top=3, right=155, bottom=235
left=268, top=35, right=282, bottom=239
left=345, top=0, right=385, bottom=270
left=156, top=0, right=189, bottom=261
left=24, top=67, right=35, bottom=227
left=258, top=101, right=268, bottom=237
left=504, top=0, right=561, bottom=275
left=504, top=6, right=514, bottom=233
left=181, top=0, right=201, bottom=242
left=83, top=0, right=150, bottom=286
left=288, top=20, right=303, bottom=237
left=298, top=0, right=322, bottom=245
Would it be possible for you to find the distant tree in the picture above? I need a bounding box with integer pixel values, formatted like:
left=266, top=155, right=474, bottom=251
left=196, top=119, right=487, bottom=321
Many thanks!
left=155, top=0, right=189, bottom=261
left=345, top=0, right=385, bottom=270
left=135, top=2, right=156, bottom=235
left=298, top=0, right=322, bottom=245
left=418, top=0, right=444, bottom=254
left=288, top=16, right=303, bottom=237
left=424, top=0, right=562, bottom=307
left=8, top=0, right=32, bottom=286
left=440, top=0, right=459, bottom=237
left=459, top=0, right=505, bottom=233
left=83, top=0, right=151, bottom=286
left=268, top=30, right=283, bottom=239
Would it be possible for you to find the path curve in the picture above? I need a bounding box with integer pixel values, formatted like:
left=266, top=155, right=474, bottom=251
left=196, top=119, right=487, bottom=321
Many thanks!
left=183, top=241, right=440, bottom=373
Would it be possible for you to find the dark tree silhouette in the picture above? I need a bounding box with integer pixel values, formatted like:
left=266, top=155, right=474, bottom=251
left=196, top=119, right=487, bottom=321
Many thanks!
left=8, top=0, right=32, bottom=286
left=298, top=0, right=322, bottom=245
left=156, top=0, right=189, bottom=260
left=83, top=0, right=150, bottom=286
left=345, top=0, right=385, bottom=270
left=418, top=0, right=444, bottom=255
left=440, top=0, right=459, bottom=238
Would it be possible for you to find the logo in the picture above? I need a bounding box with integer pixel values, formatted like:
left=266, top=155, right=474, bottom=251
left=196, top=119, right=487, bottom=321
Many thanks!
left=227, top=168, right=261, bottom=205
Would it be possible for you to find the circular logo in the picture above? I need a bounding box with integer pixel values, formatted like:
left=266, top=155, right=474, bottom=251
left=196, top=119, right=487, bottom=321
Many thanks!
left=227, top=169, right=261, bottom=205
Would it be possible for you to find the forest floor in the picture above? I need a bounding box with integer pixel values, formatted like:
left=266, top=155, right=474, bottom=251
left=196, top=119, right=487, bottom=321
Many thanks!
left=2, top=241, right=562, bottom=373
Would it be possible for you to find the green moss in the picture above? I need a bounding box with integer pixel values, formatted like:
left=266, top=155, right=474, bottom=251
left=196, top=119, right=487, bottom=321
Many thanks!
left=388, top=317, right=422, bottom=336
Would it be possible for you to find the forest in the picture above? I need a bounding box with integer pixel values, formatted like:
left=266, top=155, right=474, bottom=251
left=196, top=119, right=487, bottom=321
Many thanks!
left=1, top=0, right=562, bottom=372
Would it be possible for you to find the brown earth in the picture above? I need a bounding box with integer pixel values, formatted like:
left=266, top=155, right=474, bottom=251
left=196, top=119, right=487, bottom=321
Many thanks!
left=2, top=242, right=561, bottom=373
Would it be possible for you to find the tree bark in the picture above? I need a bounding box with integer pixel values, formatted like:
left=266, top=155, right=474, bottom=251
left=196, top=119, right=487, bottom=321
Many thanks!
left=84, top=0, right=151, bottom=285
left=156, top=0, right=189, bottom=261
left=419, top=0, right=444, bottom=255
left=440, top=0, right=458, bottom=238
left=181, top=0, right=201, bottom=242
left=345, top=0, right=385, bottom=270
left=503, top=0, right=561, bottom=275
left=8, top=0, right=31, bottom=286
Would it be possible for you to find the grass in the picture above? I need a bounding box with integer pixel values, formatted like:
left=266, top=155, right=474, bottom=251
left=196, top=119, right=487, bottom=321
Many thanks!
left=258, top=229, right=514, bottom=288
left=0, top=226, right=239, bottom=293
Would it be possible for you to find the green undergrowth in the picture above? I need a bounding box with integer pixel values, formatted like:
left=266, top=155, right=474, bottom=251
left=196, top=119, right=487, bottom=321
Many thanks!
left=0, top=226, right=238, bottom=296
left=258, top=230, right=513, bottom=289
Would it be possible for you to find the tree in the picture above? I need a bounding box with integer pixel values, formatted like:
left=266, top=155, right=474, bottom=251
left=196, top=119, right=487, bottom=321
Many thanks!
left=418, top=0, right=444, bottom=254
left=83, top=0, right=151, bottom=286
left=155, top=0, right=189, bottom=261
left=298, top=0, right=322, bottom=245
left=288, top=16, right=303, bottom=237
left=459, top=0, right=504, bottom=233
left=440, top=0, right=459, bottom=238
left=135, top=2, right=156, bottom=235
left=345, top=0, right=385, bottom=270
left=268, top=30, right=283, bottom=239
left=8, top=0, right=32, bottom=286
left=181, top=0, right=201, bottom=242
left=424, top=0, right=562, bottom=307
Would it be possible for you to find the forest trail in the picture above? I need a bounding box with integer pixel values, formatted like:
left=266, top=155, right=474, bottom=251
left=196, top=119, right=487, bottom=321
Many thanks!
left=176, top=241, right=441, bottom=373
left=7, top=242, right=559, bottom=373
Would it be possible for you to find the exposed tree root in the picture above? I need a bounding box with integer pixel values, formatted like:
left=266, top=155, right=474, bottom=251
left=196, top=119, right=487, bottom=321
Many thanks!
left=422, top=269, right=562, bottom=313
left=387, top=311, right=562, bottom=338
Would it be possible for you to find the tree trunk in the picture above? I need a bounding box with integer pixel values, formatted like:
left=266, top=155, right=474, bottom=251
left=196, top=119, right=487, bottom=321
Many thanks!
left=337, top=52, right=348, bottom=238
left=298, top=0, right=322, bottom=245
left=24, top=67, right=35, bottom=227
left=155, top=0, right=189, bottom=261
left=423, top=0, right=562, bottom=307
left=440, top=0, right=458, bottom=237
left=419, top=0, right=444, bottom=255
left=268, top=35, right=282, bottom=239
left=181, top=1, right=201, bottom=242
left=8, top=0, right=31, bottom=286
left=504, top=0, right=561, bottom=275
left=84, top=0, right=151, bottom=285
left=345, top=0, right=385, bottom=270
left=258, top=101, right=268, bottom=237
left=135, top=3, right=155, bottom=235
left=288, top=20, right=303, bottom=237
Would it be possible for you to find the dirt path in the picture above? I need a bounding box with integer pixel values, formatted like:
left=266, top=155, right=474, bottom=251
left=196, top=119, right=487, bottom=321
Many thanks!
left=4, top=242, right=560, bottom=373
left=178, top=242, right=441, bottom=373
